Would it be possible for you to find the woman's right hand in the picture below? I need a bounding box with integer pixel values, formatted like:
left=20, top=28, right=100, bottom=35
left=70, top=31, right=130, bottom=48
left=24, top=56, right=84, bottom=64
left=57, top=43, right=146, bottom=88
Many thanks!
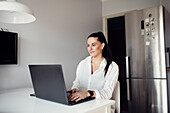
left=67, top=88, right=79, bottom=94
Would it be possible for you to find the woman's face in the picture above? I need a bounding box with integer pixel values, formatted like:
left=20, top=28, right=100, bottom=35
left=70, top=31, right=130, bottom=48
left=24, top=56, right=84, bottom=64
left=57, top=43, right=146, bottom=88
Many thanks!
left=87, top=37, right=105, bottom=58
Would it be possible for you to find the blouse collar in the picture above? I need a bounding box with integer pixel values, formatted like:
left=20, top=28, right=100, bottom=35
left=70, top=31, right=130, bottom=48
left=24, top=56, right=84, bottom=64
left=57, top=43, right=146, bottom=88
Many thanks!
left=85, top=56, right=107, bottom=67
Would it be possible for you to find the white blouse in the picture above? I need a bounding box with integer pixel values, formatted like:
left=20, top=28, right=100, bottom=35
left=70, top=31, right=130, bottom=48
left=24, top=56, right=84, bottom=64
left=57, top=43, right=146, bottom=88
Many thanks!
left=72, top=56, right=119, bottom=99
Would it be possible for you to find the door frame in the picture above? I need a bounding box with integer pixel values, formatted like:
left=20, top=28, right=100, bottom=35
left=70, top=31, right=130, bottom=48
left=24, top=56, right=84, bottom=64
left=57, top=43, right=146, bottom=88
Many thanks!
left=102, top=9, right=138, bottom=41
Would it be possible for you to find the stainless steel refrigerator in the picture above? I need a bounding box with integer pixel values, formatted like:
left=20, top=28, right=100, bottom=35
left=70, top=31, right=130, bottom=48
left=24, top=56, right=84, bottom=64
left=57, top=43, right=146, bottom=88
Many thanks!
left=124, top=5, right=169, bottom=113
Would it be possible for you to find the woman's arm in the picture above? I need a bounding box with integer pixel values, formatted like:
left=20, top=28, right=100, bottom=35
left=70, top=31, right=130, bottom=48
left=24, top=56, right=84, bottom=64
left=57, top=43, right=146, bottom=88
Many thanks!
left=93, top=62, right=119, bottom=99
left=71, top=61, right=83, bottom=90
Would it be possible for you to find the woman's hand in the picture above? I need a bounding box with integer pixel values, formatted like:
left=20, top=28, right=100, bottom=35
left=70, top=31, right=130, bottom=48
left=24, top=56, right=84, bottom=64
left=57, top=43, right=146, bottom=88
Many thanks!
left=67, top=88, right=79, bottom=94
left=68, top=91, right=90, bottom=102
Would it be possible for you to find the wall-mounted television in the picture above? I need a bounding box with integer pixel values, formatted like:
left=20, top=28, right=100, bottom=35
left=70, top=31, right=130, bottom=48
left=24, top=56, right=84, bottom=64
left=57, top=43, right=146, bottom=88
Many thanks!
left=0, top=31, right=18, bottom=65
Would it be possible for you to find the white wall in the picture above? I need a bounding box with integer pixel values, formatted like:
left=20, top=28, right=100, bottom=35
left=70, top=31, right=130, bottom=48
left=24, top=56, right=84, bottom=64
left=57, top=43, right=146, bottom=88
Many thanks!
left=102, top=0, right=160, bottom=16
left=0, top=0, right=102, bottom=91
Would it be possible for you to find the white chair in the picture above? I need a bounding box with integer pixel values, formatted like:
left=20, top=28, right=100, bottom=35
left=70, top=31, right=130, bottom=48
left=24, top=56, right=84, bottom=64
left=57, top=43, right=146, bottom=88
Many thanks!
left=111, top=81, right=120, bottom=113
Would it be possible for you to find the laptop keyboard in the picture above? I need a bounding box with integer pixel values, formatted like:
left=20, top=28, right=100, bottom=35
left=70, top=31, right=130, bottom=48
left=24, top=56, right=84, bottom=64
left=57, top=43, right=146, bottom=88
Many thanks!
left=68, top=96, right=95, bottom=105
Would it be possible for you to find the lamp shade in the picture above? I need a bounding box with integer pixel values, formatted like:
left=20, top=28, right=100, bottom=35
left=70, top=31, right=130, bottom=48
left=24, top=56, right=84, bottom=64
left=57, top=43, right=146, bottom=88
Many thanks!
left=0, top=0, right=36, bottom=24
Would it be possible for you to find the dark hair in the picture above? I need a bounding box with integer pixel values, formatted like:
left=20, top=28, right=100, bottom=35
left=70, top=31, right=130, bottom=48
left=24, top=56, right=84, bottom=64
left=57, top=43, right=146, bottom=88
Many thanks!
left=88, top=32, right=112, bottom=76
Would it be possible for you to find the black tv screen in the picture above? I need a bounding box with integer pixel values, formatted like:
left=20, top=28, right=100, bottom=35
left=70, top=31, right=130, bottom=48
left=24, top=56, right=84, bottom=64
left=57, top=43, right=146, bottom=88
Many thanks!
left=0, top=31, right=18, bottom=64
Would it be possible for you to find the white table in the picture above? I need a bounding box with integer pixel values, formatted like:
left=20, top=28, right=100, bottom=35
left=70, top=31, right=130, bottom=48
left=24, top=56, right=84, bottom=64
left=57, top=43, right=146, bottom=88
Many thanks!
left=0, top=88, right=115, bottom=113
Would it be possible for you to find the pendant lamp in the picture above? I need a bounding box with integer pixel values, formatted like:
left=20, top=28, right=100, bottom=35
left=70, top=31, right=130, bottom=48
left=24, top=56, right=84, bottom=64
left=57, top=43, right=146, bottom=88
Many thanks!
left=0, top=0, right=36, bottom=24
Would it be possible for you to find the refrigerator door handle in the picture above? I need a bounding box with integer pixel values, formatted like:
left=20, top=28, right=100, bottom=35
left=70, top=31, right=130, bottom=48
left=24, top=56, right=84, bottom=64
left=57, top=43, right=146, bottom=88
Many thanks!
left=127, top=79, right=130, bottom=101
left=125, top=56, right=130, bottom=78
left=126, top=56, right=131, bottom=101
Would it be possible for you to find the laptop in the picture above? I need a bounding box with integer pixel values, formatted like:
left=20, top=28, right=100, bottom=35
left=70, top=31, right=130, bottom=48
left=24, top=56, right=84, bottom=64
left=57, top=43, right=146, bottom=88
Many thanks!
left=28, top=64, right=95, bottom=105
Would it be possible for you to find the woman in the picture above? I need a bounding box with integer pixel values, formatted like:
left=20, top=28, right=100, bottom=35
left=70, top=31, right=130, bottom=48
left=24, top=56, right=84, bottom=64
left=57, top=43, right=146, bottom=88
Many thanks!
left=68, top=32, right=119, bottom=102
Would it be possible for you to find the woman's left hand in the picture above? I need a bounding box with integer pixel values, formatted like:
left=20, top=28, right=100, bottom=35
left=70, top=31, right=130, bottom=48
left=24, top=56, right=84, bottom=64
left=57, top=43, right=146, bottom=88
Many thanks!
left=68, top=91, right=89, bottom=102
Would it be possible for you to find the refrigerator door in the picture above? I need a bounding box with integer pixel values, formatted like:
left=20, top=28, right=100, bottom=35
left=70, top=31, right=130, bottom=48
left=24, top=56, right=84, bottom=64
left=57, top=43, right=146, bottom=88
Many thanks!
left=128, top=78, right=168, bottom=113
left=144, top=6, right=166, bottom=79
left=125, top=6, right=167, bottom=79
left=125, top=10, right=145, bottom=78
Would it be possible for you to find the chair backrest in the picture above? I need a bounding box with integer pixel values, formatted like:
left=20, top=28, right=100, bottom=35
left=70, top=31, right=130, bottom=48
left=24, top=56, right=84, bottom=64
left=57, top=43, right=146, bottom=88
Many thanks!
left=111, top=81, right=120, bottom=113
